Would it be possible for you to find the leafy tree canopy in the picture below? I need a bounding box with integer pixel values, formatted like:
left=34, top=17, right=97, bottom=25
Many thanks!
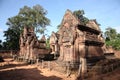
left=3, top=28, right=20, bottom=50
left=7, top=4, right=50, bottom=33
left=73, top=10, right=89, bottom=25
left=104, top=27, right=120, bottom=50
left=0, top=40, right=2, bottom=50
left=104, top=27, right=117, bottom=41
left=3, top=4, right=50, bottom=50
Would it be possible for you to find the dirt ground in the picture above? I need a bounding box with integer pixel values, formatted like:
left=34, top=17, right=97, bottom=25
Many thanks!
left=0, top=58, right=120, bottom=80
left=0, top=58, right=75, bottom=80
left=115, top=50, right=120, bottom=58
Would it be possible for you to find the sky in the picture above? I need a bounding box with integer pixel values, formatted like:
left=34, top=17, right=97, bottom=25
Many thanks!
left=0, top=0, right=120, bottom=41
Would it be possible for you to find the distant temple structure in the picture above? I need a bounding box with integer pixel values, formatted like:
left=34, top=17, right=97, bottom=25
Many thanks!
left=19, top=27, right=50, bottom=61
left=50, top=10, right=105, bottom=73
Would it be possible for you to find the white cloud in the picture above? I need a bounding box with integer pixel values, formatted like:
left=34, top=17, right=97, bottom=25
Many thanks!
left=114, top=26, right=120, bottom=33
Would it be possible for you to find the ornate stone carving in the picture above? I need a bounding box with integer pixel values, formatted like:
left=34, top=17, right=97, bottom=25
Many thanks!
left=19, top=27, right=48, bottom=61
left=50, top=9, right=105, bottom=75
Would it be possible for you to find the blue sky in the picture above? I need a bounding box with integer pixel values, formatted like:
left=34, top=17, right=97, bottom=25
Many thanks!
left=0, top=0, right=120, bottom=41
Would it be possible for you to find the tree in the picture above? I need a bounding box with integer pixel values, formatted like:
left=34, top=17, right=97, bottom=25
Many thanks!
left=57, top=24, right=61, bottom=29
left=4, top=4, right=50, bottom=50
left=0, top=40, right=2, bottom=50
left=117, top=33, right=120, bottom=39
left=7, top=4, right=50, bottom=33
left=46, top=37, right=50, bottom=49
left=3, top=28, right=20, bottom=50
left=73, top=10, right=89, bottom=25
left=104, top=27, right=117, bottom=41
left=104, top=27, right=120, bottom=50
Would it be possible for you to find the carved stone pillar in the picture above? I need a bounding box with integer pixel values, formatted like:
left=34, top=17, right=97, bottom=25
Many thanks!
left=77, top=57, right=87, bottom=79
left=59, top=45, right=64, bottom=61
left=55, top=44, right=58, bottom=53
left=29, top=39, right=35, bottom=60
left=80, top=57, right=87, bottom=74
left=25, top=39, right=30, bottom=60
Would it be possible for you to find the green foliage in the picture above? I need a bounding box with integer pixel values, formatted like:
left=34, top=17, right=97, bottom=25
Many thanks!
left=37, top=28, right=46, bottom=34
left=117, top=33, right=120, bottom=39
left=3, top=28, right=20, bottom=50
left=3, top=4, right=50, bottom=50
left=73, top=10, right=89, bottom=25
left=57, top=24, right=61, bottom=29
left=104, top=27, right=117, bottom=40
left=104, top=27, right=120, bottom=50
left=0, top=40, right=2, bottom=50
left=105, top=40, right=120, bottom=50
left=7, top=4, right=50, bottom=33
left=46, top=37, right=50, bottom=49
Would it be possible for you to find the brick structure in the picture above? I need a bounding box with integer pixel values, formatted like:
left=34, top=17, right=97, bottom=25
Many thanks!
left=50, top=10, right=105, bottom=74
left=19, top=27, right=50, bottom=61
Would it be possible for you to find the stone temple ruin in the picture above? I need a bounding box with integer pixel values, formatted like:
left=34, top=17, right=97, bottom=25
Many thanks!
left=18, top=9, right=120, bottom=78
left=19, top=27, right=51, bottom=62
left=49, top=10, right=105, bottom=74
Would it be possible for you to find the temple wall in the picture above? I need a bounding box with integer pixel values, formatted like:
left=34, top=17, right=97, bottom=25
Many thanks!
left=49, top=10, right=105, bottom=75
left=59, top=45, right=64, bottom=61
left=87, top=46, right=104, bottom=57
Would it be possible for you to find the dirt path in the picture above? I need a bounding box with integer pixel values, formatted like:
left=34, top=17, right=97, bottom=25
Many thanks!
left=0, top=58, right=75, bottom=80
left=1, top=58, right=120, bottom=80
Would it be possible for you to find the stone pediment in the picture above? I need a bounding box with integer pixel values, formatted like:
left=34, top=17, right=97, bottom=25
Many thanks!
left=38, top=35, right=46, bottom=43
left=62, top=9, right=79, bottom=26
left=50, top=32, right=58, bottom=44
left=86, top=19, right=101, bottom=31
left=57, top=10, right=79, bottom=44
left=40, top=35, right=46, bottom=41
left=58, top=9, right=79, bottom=34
